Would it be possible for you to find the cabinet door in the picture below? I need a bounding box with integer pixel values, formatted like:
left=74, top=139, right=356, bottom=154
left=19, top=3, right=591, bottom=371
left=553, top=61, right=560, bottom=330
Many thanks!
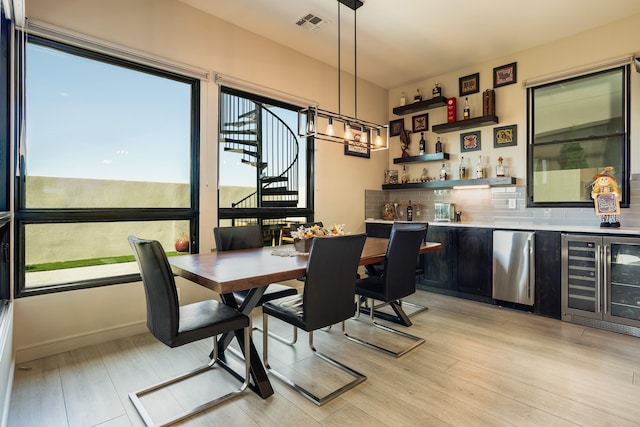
left=535, top=231, right=561, bottom=319
left=605, top=237, right=640, bottom=327
left=456, top=228, right=492, bottom=296
left=422, top=227, right=455, bottom=290
left=561, top=235, right=601, bottom=320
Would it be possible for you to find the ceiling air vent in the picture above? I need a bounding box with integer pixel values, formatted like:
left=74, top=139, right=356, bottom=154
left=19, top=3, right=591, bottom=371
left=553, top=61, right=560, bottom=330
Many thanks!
left=295, top=12, right=327, bottom=31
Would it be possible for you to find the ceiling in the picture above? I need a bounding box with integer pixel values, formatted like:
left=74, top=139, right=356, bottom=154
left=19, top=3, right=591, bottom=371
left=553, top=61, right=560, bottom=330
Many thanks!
left=179, top=0, right=640, bottom=89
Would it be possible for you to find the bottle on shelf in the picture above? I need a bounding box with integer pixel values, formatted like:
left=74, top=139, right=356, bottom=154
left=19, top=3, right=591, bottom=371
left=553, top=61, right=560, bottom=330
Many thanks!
left=407, top=200, right=413, bottom=222
left=419, top=132, right=426, bottom=155
left=459, top=156, right=466, bottom=179
left=414, top=88, right=422, bottom=103
left=432, top=82, right=442, bottom=98
left=496, top=156, right=506, bottom=177
left=463, top=97, right=471, bottom=120
left=435, top=136, right=443, bottom=153
left=439, top=162, right=447, bottom=181
left=475, top=155, right=484, bottom=179
left=401, top=165, right=409, bottom=184
left=400, top=91, right=406, bottom=106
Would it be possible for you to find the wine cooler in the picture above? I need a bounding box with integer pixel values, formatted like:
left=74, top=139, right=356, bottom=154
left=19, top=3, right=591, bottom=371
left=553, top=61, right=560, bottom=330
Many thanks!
left=562, top=234, right=640, bottom=336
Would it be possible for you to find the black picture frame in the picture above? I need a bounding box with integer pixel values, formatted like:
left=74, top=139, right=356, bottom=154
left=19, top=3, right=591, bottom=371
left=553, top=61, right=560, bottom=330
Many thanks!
left=389, top=118, right=404, bottom=137
left=411, top=113, right=428, bottom=132
left=493, top=62, right=517, bottom=88
left=460, top=130, right=481, bottom=152
left=344, top=129, right=371, bottom=158
left=459, top=72, right=480, bottom=96
left=493, top=124, right=517, bottom=147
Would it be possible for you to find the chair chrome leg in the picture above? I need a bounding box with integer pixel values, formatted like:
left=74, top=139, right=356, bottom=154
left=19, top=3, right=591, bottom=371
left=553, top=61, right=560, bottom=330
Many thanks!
left=343, top=298, right=425, bottom=358
left=263, top=313, right=366, bottom=406
left=129, top=326, right=251, bottom=427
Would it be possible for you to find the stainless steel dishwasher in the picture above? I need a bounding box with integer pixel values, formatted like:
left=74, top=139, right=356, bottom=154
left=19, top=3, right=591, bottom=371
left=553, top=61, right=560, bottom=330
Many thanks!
left=492, top=230, right=535, bottom=305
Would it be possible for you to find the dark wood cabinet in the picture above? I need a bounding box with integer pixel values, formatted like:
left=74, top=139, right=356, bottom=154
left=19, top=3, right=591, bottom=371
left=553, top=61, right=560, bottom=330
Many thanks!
left=456, top=227, right=492, bottom=297
left=422, top=226, right=456, bottom=291
left=534, top=231, right=561, bottom=319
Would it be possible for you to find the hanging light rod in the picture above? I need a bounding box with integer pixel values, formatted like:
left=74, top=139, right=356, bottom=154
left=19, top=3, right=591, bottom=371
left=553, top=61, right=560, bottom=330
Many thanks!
left=337, top=0, right=364, bottom=10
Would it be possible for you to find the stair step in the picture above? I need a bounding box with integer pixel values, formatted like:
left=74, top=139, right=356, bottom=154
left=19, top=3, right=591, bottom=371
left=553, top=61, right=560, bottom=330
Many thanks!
left=262, top=188, right=299, bottom=196
left=220, top=129, right=258, bottom=135
left=223, top=119, right=257, bottom=127
left=238, top=110, right=257, bottom=119
left=262, top=200, right=299, bottom=208
left=261, top=176, right=288, bottom=183
left=223, top=147, right=258, bottom=157
left=220, top=138, right=258, bottom=147
left=241, top=159, right=267, bottom=169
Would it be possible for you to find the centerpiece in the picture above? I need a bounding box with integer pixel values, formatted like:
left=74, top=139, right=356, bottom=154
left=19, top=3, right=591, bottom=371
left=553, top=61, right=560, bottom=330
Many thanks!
left=291, top=224, right=345, bottom=253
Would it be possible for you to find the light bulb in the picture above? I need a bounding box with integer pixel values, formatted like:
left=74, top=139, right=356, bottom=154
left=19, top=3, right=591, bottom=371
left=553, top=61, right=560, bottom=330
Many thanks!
left=375, top=129, right=382, bottom=146
left=326, top=117, right=334, bottom=136
left=344, top=123, right=352, bottom=140
left=360, top=126, right=367, bottom=143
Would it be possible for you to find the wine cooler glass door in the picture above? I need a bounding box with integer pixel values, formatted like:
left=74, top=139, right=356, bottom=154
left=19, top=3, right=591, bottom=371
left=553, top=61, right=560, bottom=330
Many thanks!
left=605, top=238, right=640, bottom=327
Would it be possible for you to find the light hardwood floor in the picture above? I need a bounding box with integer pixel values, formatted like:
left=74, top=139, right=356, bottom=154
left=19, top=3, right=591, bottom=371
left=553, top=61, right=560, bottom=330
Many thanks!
left=8, top=291, right=640, bottom=426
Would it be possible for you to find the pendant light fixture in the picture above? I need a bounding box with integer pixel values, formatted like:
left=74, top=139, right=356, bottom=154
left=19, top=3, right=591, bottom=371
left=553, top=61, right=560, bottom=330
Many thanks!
left=298, top=0, right=388, bottom=151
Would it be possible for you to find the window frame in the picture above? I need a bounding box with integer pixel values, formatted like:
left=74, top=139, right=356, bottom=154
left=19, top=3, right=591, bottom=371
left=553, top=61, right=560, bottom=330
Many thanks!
left=14, top=34, right=200, bottom=297
left=526, top=65, right=631, bottom=208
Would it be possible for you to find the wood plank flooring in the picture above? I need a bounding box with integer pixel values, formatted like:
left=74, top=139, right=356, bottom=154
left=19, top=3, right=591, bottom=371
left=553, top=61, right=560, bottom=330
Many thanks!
left=8, top=291, right=640, bottom=426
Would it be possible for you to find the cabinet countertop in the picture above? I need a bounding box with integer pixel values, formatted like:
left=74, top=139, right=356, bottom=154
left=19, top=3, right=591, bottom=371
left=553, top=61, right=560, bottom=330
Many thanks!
left=365, top=218, right=640, bottom=235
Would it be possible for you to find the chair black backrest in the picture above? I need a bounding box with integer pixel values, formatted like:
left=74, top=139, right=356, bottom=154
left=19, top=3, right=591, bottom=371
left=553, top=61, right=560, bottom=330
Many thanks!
left=302, top=233, right=367, bottom=331
left=214, top=225, right=263, bottom=251
left=383, top=226, right=428, bottom=301
left=128, top=235, right=179, bottom=347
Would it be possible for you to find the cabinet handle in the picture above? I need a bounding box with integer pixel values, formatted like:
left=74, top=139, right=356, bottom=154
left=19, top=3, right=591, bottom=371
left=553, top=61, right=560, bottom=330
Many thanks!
left=595, top=243, right=601, bottom=314
left=603, top=245, right=608, bottom=314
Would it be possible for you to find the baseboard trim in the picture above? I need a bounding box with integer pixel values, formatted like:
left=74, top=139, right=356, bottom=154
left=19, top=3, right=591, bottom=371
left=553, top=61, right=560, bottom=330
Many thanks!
left=15, top=320, right=147, bottom=364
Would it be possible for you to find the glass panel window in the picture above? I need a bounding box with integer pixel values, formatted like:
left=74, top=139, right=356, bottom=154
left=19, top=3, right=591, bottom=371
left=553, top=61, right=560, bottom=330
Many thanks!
left=528, top=66, right=629, bottom=206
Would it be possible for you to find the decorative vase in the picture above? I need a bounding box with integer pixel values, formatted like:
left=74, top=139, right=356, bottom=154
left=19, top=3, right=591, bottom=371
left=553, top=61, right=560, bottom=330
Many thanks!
left=175, top=239, right=189, bottom=252
left=294, top=238, right=313, bottom=253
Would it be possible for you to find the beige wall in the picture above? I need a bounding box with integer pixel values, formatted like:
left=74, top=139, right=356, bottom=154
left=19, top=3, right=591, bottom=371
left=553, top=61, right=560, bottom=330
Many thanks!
left=12, top=0, right=640, bottom=362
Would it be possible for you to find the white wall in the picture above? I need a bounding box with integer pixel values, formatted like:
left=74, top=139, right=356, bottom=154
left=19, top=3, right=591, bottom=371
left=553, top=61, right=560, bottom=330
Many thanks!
left=14, top=0, right=389, bottom=362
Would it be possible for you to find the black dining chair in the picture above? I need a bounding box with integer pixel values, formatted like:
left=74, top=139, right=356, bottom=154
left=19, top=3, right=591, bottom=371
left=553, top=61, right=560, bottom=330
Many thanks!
left=128, top=235, right=251, bottom=426
left=262, top=233, right=367, bottom=406
left=363, top=222, right=430, bottom=322
left=214, top=225, right=298, bottom=343
left=344, top=226, right=427, bottom=357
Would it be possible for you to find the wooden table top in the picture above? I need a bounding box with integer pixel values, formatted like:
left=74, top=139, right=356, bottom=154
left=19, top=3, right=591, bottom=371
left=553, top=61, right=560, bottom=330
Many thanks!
left=169, top=237, right=441, bottom=294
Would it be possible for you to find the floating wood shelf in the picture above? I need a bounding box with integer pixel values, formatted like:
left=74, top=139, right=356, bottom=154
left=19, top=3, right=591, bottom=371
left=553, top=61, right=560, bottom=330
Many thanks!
left=393, top=152, right=450, bottom=164
left=431, top=115, right=499, bottom=134
left=392, top=96, right=448, bottom=116
left=382, top=176, right=516, bottom=190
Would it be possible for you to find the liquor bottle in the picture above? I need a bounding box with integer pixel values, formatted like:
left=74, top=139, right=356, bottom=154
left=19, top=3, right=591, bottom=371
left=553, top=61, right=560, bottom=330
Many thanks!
left=400, top=91, right=406, bottom=106
left=435, top=136, right=443, bottom=153
left=439, top=163, right=447, bottom=181
left=496, top=156, right=505, bottom=177
left=414, top=88, right=422, bottom=103
left=475, top=155, right=483, bottom=179
left=463, top=97, right=470, bottom=120
left=407, top=200, right=413, bottom=222
left=432, top=82, right=442, bottom=98
left=419, top=132, right=426, bottom=155
left=401, top=165, right=409, bottom=184
left=459, top=156, right=466, bottom=179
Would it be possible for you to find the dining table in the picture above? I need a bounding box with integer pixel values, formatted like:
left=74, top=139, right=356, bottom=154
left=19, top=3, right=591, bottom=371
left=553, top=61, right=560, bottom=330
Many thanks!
left=169, top=236, right=442, bottom=399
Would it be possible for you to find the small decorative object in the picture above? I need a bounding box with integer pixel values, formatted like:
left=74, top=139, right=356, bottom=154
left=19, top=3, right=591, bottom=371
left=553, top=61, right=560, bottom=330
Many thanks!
left=439, top=162, right=447, bottom=181
left=459, top=156, right=467, bottom=179
left=412, top=113, right=428, bottom=132
left=401, top=165, right=409, bottom=184
left=494, top=124, right=517, bottom=147
left=463, top=97, right=471, bottom=120
left=432, top=82, right=442, bottom=98
left=399, top=128, right=411, bottom=158
left=400, top=91, right=406, bottom=106
left=461, top=130, right=481, bottom=152
left=475, top=155, right=484, bottom=179
left=496, top=156, right=506, bottom=177
left=447, top=97, right=457, bottom=122
left=459, top=72, right=480, bottom=96
left=435, top=136, right=443, bottom=153
left=483, top=89, right=495, bottom=115
left=389, top=118, right=404, bottom=137
left=407, top=200, right=413, bottom=222
left=591, top=167, right=621, bottom=228
left=414, top=88, right=422, bottom=102
left=387, top=169, right=399, bottom=184
left=175, top=234, right=189, bottom=252
left=382, top=202, right=395, bottom=220
left=419, top=132, right=426, bottom=155
left=420, top=168, right=428, bottom=182
left=493, top=62, right=517, bottom=88
left=291, top=223, right=345, bottom=253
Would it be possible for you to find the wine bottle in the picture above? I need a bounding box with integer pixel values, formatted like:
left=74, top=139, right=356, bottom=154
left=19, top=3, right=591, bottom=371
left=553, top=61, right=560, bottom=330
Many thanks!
left=414, top=88, right=422, bottom=103
left=419, top=132, right=426, bottom=155
left=459, top=156, right=466, bottom=179
left=476, top=155, right=483, bottom=178
left=432, top=82, right=441, bottom=98
left=400, top=91, right=406, bottom=106
left=439, top=163, right=447, bottom=181
left=463, top=97, right=470, bottom=120
left=435, top=136, right=443, bottom=153
left=407, top=200, right=413, bottom=222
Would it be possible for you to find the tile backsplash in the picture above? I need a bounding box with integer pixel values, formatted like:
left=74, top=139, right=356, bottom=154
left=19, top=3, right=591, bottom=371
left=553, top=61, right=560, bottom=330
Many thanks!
left=365, top=174, right=640, bottom=228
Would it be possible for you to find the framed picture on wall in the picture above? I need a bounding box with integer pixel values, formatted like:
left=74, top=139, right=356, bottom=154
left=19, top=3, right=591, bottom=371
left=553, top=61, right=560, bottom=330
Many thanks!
left=493, top=62, right=517, bottom=88
left=460, top=130, right=481, bottom=152
left=411, top=113, right=428, bottom=132
left=494, top=124, right=517, bottom=147
left=344, top=129, right=370, bottom=158
left=459, top=72, right=480, bottom=96
left=389, top=119, right=404, bottom=137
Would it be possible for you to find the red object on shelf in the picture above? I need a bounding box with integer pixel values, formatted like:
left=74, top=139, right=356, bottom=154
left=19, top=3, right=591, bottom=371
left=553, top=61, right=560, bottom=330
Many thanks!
left=447, top=97, right=457, bottom=122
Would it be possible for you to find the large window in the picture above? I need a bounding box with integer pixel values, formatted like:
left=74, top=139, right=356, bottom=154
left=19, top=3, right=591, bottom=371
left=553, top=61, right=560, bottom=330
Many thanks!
left=527, top=66, right=630, bottom=206
left=15, top=36, right=199, bottom=296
